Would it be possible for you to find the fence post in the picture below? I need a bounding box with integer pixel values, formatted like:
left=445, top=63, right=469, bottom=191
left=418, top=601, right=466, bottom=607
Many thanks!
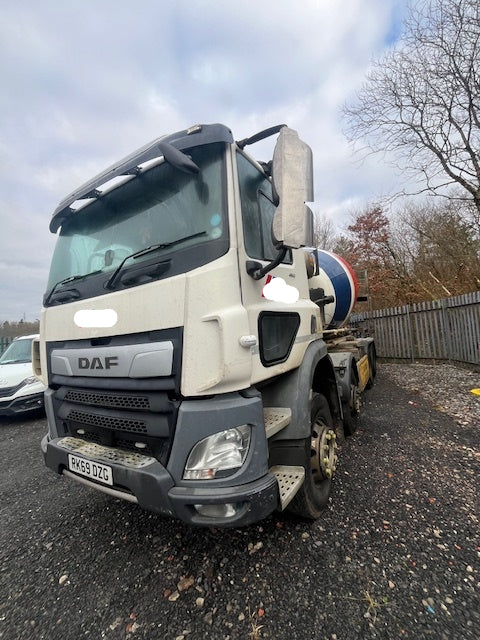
left=405, top=304, right=414, bottom=362
left=440, top=298, right=452, bottom=363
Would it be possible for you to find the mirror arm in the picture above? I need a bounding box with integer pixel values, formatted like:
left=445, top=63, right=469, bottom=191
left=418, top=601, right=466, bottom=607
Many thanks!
left=246, top=247, right=288, bottom=281
left=236, top=124, right=287, bottom=150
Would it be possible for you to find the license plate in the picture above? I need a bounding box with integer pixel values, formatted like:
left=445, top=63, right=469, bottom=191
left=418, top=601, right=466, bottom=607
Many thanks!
left=68, top=454, right=113, bottom=486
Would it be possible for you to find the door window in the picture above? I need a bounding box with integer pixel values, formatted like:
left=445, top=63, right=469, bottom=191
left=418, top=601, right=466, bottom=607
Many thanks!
left=237, top=152, right=290, bottom=262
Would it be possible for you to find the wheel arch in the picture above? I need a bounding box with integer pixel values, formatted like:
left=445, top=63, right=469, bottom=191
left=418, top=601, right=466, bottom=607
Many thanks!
left=328, top=352, right=358, bottom=403
left=261, top=339, right=342, bottom=441
left=312, top=351, right=343, bottom=436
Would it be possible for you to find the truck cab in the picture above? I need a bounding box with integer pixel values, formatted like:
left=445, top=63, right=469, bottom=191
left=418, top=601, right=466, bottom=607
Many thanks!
left=37, top=124, right=374, bottom=526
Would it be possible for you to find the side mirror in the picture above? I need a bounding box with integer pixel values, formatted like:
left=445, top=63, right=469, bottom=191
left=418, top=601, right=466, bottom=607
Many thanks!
left=271, top=128, right=313, bottom=249
left=157, top=142, right=200, bottom=175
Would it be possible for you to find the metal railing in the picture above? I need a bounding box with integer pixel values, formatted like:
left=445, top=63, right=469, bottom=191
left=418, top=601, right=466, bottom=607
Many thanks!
left=350, top=291, right=480, bottom=366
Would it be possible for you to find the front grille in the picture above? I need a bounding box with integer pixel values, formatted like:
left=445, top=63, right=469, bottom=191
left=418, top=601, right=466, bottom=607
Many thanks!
left=53, top=381, right=179, bottom=466
left=68, top=410, right=148, bottom=434
left=64, top=389, right=150, bottom=410
left=0, top=384, right=21, bottom=398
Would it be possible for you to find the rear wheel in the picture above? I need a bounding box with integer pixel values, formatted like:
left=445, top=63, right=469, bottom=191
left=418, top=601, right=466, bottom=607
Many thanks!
left=287, top=393, right=337, bottom=519
left=366, top=343, right=377, bottom=389
left=342, top=372, right=360, bottom=436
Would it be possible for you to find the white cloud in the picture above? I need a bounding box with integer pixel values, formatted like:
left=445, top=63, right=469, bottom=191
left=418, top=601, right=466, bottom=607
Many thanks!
left=0, top=0, right=408, bottom=319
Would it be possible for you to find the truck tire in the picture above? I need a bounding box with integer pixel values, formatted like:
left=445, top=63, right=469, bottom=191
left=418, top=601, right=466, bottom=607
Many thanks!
left=366, top=343, right=377, bottom=389
left=287, top=393, right=337, bottom=520
left=342, top=372, right=360, bottom=437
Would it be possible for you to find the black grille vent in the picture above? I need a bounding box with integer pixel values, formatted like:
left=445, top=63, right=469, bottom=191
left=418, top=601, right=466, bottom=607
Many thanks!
left=53, top=376, right=179, bottom=466
left=68, top=410, right=148, bottom=434
left=77, top=431, right=155, bottom=457
left=116, top=438, right=154, bottom=456
left=64, top=390, right=150, bottom=410
left=76, top=430, right=103, bottom=445
left=0, top=384, right=22, bottom=398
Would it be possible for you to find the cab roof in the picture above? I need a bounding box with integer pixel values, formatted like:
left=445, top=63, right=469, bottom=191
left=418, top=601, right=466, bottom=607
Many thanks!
left=50, top=124, right=234, bottom=233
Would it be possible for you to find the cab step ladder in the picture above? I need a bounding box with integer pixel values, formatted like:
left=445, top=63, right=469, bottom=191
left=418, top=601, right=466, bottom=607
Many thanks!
left=263, top=407, right=291, bottom=438
left=269, top=465, right=305, bottom=510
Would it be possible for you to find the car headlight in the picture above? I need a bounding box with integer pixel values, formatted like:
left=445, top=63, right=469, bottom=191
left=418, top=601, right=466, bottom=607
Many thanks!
left=183, top=425, right=251, bottom=480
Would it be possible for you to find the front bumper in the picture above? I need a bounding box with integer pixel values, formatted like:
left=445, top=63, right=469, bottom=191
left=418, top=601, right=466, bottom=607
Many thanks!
left=0, top=391, right=45, bottom=417
left=42, top=434, right=279, bottom=527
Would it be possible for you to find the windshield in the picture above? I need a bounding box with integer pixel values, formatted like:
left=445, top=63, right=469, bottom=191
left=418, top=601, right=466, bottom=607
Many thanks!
left=46, top=142, right=227, bottom=292
left=0, top=339, right=33, bottom=364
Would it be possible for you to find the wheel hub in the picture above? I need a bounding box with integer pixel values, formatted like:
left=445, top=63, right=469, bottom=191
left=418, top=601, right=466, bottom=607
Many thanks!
left=350, top=384, right=360, bottom=415
left=311, top=419, right=338, bottom=481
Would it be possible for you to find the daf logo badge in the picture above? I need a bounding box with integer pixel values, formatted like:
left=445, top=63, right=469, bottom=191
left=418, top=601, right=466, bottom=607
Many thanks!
left=77, top=356, right=119, bottom=370
left=0, top=378, right=7, bottom=386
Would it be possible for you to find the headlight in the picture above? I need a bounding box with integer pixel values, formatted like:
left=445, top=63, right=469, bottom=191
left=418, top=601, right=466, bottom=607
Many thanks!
left=183, top=425, right=251, bottom=480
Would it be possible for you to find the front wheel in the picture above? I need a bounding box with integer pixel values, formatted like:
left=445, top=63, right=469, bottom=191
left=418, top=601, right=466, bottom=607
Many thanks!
left=287, top=393, right=337, bottom=519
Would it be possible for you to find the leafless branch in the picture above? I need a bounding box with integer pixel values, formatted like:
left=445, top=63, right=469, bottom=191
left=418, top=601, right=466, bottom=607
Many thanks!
left=343, top=0, right=480, bottom=215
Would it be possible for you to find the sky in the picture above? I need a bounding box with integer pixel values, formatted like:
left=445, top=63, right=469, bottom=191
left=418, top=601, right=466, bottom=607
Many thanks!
left=0, top=0, right=408, bottom=322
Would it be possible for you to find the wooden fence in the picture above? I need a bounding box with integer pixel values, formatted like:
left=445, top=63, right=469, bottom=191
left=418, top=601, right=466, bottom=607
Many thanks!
left=350, top=291, right=480, bottom=367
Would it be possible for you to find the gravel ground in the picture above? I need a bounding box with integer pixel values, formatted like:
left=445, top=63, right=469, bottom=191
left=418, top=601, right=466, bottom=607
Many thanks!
left=383, top=362, right=479, bottom=429
left=0, top=363, right=479, bottom=640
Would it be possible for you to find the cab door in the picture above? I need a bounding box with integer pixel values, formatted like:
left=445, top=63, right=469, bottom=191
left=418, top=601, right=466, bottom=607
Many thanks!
left=234, top=149, right=314, bottom=385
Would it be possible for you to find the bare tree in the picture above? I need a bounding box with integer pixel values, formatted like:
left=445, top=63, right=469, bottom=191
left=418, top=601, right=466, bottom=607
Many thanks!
left=313, top=212, right=337, bottom=250
left=344, top=0, right=480, bottom=217
left=398, top=200, right=480, bottom=294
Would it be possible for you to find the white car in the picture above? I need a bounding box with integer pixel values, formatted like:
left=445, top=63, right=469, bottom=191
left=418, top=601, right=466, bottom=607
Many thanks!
left=0, top=334, right=46, bottom=416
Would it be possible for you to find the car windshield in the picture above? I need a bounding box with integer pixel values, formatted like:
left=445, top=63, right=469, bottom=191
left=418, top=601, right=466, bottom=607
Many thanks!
left=46, top=142, right=227, bottom=290
left=0, top=339, right=33, bottom=364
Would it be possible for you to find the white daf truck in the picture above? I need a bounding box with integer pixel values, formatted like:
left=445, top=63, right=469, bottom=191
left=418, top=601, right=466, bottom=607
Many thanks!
left=36, top=124, right=376, bottom=527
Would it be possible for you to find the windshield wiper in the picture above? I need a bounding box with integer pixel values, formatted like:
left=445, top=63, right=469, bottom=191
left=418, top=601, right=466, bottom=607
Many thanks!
left=104, top=231, right=207, bottom=290
left=44, top=271, right=102, bottom=305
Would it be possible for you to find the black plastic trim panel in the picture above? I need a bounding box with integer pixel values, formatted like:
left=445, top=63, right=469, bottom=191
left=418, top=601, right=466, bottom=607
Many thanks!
left=258, top=311, right=300, bottom=367
left=46, top=328, right=183, bottom=394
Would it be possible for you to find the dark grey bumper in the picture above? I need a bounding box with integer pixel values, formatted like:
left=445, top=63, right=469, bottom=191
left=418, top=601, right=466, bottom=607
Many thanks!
left=168, top=474, right=279, bottom=527
left=0, top=392, right=44, bottom=416
left=42, top=435, right=279, bottom=527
